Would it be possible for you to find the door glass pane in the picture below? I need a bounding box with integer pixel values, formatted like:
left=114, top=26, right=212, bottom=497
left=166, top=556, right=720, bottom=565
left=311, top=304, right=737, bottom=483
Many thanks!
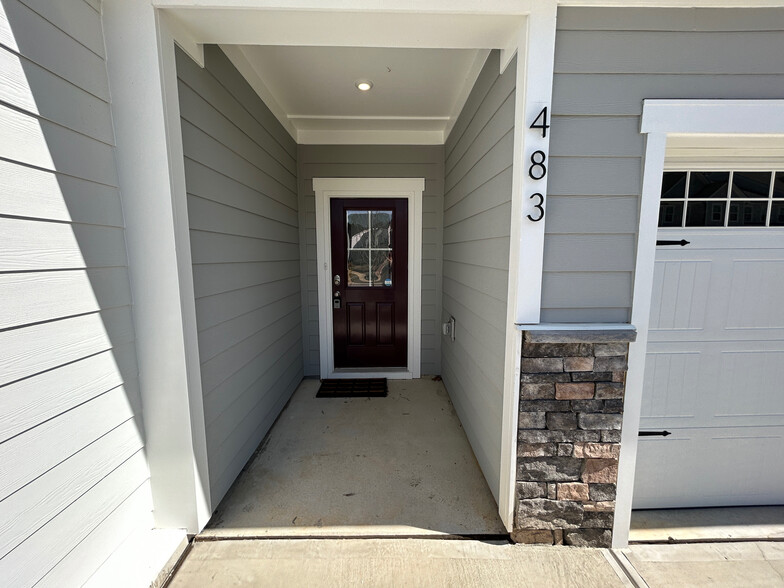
left=661, top=172, right=687, bottom=199
left=731, top=171, right=771, bottom=199
left=728, top=201, right=767, bottom=226
left=774, top=172, right=784, bottom=199
left=372, top=211, right=392, bottom=247
left=658, top=201, right=684, bottom=227
left=346, top=209, right=393, bottom=287
left=371, top=250, right=392, bottom=285
left=685, top=201, right=726, bottom=226
left=347, top=210, right=370, bottom=249
left=347, top=250, right=370, bottom=285
left=688, top=172, right=730, bottom=198
left=770, top=201, right=784, bottom=226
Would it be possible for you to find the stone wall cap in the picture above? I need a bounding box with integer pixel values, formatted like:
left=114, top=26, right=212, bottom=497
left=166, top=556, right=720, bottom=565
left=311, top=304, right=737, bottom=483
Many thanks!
left=516, top=323, right=637, bottom=343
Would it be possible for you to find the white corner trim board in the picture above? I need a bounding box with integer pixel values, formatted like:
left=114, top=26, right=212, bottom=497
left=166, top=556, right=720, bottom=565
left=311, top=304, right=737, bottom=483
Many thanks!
left=499, top=3, right=557, bottom=533
left=614, top=99, right=784, bottom=548
left=313, top=178, right=424, bottom=380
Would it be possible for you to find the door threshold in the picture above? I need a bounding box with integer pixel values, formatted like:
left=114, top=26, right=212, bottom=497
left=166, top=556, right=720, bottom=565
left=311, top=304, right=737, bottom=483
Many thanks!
left=329, top=367, right=413, bottom=380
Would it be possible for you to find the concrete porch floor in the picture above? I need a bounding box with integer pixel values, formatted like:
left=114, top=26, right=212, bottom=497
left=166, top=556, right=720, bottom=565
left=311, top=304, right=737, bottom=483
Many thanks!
left=201, top=377, right=506, bottom=538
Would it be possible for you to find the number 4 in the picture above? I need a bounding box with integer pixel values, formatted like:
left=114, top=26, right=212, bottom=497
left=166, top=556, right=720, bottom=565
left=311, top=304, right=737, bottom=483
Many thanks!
left=530, top=107, right=549, bottom=138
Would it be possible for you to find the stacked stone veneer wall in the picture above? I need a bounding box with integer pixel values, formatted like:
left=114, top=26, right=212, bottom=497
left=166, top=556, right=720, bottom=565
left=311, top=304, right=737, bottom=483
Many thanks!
left=513, top=328, right=636, bottom=548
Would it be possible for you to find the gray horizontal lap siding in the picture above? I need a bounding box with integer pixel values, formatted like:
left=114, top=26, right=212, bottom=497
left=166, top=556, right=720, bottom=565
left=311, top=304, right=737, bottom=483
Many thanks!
left=0, top=1, right=150, bottom=586
left=442, top=50, right=514, bottom=501
left=176, top=45, right=302, bottom=506
left=546, top=7, right=784, bottom=322
left=297, top=145, right=444, bottom=377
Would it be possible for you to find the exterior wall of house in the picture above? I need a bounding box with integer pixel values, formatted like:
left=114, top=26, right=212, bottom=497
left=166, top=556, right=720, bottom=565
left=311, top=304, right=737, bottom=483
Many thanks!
left=441, top=50, right=515, bottom=501
left=543, top=6, right=784, bottom=323
left=176, top=45, right=303, bottom=505
left=297, top=145, right=444, bottom=377
left=0, top=0, right=151, bottom=585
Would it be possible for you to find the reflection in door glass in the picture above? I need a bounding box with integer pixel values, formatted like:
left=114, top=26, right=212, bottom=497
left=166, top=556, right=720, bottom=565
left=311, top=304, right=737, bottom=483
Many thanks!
left=347, top=211, right=370, bottom=249
left=347, top=250, right=370, bottom=285
left=346, top=210, right=393, bottom=286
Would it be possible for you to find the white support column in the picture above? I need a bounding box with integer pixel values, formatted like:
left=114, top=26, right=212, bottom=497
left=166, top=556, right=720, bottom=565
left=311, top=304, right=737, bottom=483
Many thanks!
left=613, top=132, right=667, bottom=548
left=499, top=0, right=558, bottom=531
left=102, top=1, right=211, bottom=533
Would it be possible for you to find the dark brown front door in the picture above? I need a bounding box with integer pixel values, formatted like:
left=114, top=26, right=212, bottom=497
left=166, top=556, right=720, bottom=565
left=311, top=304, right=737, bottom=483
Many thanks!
left=330, top=198, right=408, bottom=368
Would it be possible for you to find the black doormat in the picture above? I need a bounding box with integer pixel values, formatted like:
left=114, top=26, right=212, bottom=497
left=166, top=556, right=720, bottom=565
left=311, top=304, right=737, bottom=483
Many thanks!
left=316, top=378, right=388, bottom=398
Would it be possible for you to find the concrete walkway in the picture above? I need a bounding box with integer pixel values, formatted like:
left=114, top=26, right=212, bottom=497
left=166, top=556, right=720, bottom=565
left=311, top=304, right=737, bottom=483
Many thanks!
left=203, top=378, right=505, bottom=538
left=168, top=539, right=784, bottom=587
left=169, top=538, right=629, bottom=587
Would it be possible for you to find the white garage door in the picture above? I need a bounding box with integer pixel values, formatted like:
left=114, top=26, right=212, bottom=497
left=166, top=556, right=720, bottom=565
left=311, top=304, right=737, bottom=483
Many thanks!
left=633, top=170, right=784, bottom=509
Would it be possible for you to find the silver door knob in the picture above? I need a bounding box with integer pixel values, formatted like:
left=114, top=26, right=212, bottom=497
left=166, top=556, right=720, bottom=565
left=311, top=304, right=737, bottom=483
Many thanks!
left=333, top=275, right=341, bottom=286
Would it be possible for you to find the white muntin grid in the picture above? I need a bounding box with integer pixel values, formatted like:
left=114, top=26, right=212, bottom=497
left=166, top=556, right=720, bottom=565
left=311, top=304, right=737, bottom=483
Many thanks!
left=658, top=170, right=784, bottom=228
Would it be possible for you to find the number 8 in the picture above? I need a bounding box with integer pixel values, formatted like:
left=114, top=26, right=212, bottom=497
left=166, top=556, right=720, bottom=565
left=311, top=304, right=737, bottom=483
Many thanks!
left=529, top=150, right=547, bottom=180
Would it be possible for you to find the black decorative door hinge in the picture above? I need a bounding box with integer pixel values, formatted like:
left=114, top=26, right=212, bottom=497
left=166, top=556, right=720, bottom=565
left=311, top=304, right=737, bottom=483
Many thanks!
left=639, top=430, right=672, bottom=437
left=656, top=240, right=690, bottom=247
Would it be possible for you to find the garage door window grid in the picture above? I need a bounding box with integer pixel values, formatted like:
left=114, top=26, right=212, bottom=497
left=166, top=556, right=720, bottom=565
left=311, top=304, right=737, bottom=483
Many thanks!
left=659, top=171, right=784, bottom=228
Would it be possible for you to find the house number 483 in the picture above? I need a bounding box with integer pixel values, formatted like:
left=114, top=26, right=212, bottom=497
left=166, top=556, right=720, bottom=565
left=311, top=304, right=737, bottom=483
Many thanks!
left=527, top=107, right=549, bottom=222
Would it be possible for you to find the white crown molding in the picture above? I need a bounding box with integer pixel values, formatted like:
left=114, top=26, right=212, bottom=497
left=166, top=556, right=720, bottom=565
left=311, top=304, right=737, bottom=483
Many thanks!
left=296, top=129, right=444, bottom=145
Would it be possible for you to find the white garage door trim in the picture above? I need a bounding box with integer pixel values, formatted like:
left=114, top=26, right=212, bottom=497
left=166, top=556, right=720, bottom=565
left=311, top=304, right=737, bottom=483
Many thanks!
left=613, top=99, right=784, bottom=548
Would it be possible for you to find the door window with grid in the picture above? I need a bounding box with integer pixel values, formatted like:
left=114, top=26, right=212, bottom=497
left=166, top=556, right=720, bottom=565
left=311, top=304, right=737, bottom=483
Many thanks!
left=659, top=171, right=784, bottom=228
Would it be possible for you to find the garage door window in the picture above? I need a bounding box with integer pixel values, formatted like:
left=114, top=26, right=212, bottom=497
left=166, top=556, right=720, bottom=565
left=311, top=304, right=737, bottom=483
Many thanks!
left=659, top=170, right=784, bottom=228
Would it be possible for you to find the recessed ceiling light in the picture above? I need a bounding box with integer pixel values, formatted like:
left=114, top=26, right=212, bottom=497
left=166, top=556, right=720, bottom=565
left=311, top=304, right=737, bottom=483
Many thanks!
left=355, top=80, right=373, bottom=92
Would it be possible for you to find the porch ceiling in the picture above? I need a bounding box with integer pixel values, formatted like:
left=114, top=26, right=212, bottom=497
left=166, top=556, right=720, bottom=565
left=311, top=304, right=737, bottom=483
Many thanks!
left=223, top=45, right=488, bottom=144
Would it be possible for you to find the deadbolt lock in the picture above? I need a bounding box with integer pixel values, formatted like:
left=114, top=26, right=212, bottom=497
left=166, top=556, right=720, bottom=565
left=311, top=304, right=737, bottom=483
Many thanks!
left=333, top=274, right=341, bottom=286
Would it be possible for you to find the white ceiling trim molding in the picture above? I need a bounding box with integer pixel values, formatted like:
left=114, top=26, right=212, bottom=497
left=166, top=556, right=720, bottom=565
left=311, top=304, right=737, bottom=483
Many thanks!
left=219, top=45, right=298, bottom=141
left=297, top=129, right=445, bottom=145
left=155, top=0, right=537, bottom=13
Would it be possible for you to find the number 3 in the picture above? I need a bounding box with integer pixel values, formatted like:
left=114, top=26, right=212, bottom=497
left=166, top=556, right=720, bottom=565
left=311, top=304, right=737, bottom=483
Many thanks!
left=527, top=193, right=545, bottom=222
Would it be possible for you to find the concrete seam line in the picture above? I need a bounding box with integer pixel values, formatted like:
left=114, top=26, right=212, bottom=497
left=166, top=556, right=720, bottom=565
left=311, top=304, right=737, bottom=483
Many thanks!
left=605, top=549, right=649, bottom=588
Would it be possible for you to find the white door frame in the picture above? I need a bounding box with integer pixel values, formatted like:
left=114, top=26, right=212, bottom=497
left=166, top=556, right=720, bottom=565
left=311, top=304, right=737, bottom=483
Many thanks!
left=313, top=177, right=424, bottom=380
left=613, top=99, right=784, bottom=547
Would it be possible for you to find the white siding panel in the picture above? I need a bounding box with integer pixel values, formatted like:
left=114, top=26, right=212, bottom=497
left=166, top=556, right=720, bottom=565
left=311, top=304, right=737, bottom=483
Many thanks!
left=36, top=482, right=153, bottom=588
left=0, top=386, right=138, bottom=501
left=0, top=350, right=132, bottom=443
left=0, top=218, right=128, bottom=271
left=0, top=159, right=124, bottom=226
left=0, top=47, right=114, bottom=143
left=0, top=451, right=149, bottom=588
left=0, top=419, right=143, bottom=559
left=0, top=104, right=117, bottom=185
left=178, top=45, right=302, bottom=505
left=440, top=50, right=514, bottom=501
left=0, top=268, right=131, bottom=329
left=0, top=307, right=135, bottom=387
left=0, top=0, right=109, bottom=99
left=0, top=1, right=148, bottom=584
